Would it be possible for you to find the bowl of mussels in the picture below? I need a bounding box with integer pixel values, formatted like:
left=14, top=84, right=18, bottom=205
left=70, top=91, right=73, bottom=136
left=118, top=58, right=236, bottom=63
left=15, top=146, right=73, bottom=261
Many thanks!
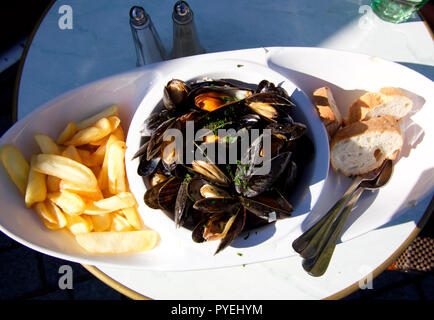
left=126, top=60, right=329, bottom=257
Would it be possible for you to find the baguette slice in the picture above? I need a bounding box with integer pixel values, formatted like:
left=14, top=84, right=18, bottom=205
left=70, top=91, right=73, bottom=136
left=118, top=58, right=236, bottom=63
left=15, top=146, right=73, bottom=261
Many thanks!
left=312, top=87, right=343, bottom=138
left=346, top=87, right=412, bottom=125
left=330, top=115, right=402, bottom=176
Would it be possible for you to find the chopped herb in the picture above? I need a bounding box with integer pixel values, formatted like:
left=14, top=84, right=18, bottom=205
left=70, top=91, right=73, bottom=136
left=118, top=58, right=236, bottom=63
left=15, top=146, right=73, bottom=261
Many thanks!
left=237, top=252, right=243, bottom=256
left=237, top=64, right=244, bottom=68
left=242, top=264, right=246, bottom=267
left=167, top=115, right=172, bottom=119
left=221, top=97, right=233, bottom=103
left=225, top=136, right=238, bottom=143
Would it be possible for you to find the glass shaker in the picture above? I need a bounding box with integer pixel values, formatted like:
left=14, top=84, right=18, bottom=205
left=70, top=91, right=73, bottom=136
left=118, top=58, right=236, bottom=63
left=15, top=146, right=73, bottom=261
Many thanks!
left=129, top=6, right=167, bottom=66
left=171, top=1, right=205, bottom=59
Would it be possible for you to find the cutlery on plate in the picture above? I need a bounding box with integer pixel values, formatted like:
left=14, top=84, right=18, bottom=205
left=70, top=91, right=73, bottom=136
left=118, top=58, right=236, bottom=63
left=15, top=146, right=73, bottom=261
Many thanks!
left=302, top=160, right=393, bottom=276
left=292, top=160, right=393, bottom=265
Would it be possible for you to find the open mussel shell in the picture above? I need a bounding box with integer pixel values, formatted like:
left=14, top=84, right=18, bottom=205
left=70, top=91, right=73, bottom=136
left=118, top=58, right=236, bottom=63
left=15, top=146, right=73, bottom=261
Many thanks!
left=191, top=160, right=231, bottom=186
left=235, top=151, right=292, bottom=198
left=239, top=190, right=293, bottom=222
left=146, top=116, right=178, bottom=161
left=163, top=79, right=191, bottom=111
left=192, top=197, right=239, bottom=214
left=266, top=121, right=307, bottom=141
left=142, top=109, right=173, bottom=134
left=245, top=93, right=295, bottom=122
left=174, top=178, right=192, bottom=228
left=255, top=80, right=292, bottom=99
left=188, top=84, right=253, bottom=112
left=191, top=207, right=247, bottom=255
left=144, top=176, right=182, bottom=211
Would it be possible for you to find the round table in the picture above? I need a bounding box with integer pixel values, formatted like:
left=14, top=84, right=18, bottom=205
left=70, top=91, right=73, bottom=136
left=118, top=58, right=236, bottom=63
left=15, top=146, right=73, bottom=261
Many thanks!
left=15, top=0, right=434, bottom=299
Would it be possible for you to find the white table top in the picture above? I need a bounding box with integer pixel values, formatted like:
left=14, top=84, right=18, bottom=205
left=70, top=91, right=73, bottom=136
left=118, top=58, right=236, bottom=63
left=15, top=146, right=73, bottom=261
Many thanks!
left=15, top=0, right=434, bottom=299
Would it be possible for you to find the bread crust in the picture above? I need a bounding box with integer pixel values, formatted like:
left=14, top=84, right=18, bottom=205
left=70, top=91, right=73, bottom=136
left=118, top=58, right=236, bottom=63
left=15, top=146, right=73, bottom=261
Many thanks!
left=346, top=87, right=412, bottom=124
left=312, top=87, right=343, bottom=138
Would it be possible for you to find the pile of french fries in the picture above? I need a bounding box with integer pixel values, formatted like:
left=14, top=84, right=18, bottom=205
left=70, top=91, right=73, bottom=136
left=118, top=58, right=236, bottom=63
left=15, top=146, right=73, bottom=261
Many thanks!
left=0, top=105, right=158, bottom=254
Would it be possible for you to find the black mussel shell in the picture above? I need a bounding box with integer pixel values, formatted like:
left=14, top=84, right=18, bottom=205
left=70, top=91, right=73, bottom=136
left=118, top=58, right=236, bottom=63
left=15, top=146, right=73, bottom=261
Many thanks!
left=235, top=151, right=292, bottom=198
left=138, top=156, right=161, bottom=177
left=193, top=197, right=240, bottom=214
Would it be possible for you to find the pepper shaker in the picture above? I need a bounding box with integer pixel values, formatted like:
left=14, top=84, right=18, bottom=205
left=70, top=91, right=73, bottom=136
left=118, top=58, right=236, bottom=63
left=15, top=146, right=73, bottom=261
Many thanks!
left=171, top=1, right=205, bottom=59
left=129, top=6, right=167, bottom=66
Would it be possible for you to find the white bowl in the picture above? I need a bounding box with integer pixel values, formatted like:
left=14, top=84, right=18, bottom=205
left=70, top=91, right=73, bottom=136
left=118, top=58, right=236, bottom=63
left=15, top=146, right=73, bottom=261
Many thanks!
left=0, top=55, right=328, bottom=271
left=125, top=58, right=329, bottom=270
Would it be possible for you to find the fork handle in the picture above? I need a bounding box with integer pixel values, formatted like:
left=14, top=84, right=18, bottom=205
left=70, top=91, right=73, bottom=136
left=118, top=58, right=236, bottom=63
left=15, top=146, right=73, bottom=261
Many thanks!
left=292, top=176, right=363, bottom=258
left=302, top=187, right=364, bottom=276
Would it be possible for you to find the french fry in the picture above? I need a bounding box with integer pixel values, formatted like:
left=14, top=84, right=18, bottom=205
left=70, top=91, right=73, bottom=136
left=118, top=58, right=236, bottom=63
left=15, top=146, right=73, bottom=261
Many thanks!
left=93, top=192, right=137, bottom=211
left=33, top=154, right=98, bottom=189
left=107, top=140, right=128, bottom=194
left=121, top=206, right=142, bottom=230
left=34, top=134, right=61, bottom=154
left=81, top=214, right=94, bottom=232
left=33, top=201, right=67, bottom=230
left=75, top=230, right=159, bottom=254
left=97, top=133, right=122, bottom=190
left=112, top=125, right=125, bottom=141
left=83, top=202, right=113, bottom=215
left=76, top=104, right=119, bottom=130
left=59, top=180, right=103, bottom=201
left=87, top=135, right=109, bottom=146
left=79, top=149, right=104, bottom=167
left=65, top=213, right=92, bottom=235
left=62, top=145, right=83, bottom=163
left=65, top=117, right=120, bottom=146
left=45, top=201, right=67, bottom=229
left=47, top=190, right=86, bottom=216
left=90, top=213, right=112, bottom=232
left=46, top=175, right=61, bottom=192
left=111, top=213, right=132, bottom=232
left=0, top=145, right=29, bottom=195
left=25, top=155, right=47, bottom=208
left=56, top=122, right=78, bottom=145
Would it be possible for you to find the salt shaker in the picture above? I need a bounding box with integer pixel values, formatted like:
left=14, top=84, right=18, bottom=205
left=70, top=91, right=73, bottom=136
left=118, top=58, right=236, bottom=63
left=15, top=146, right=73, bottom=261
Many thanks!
left=129, top=6, right=167, bottom=66
left=171, top=1, right=205, bottom=59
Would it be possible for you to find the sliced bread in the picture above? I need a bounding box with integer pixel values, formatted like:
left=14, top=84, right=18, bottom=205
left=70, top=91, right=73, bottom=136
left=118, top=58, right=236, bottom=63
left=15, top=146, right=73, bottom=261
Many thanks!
left=330, top=115, right=403, bottom=176
left=312, top=87, right=343, bottom=138
left=346, top=87, right=412, bottom=125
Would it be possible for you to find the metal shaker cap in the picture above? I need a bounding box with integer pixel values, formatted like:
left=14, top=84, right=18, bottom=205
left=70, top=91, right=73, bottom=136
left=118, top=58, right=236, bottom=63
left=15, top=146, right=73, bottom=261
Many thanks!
left=173, top=1, right=193, bottom=24
left=130, top=6, right=148, bottom=27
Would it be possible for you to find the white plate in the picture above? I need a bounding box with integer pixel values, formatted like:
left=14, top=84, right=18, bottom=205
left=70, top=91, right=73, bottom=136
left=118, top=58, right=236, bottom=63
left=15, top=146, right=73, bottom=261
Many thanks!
left=1, top=47, right=433, bottom=276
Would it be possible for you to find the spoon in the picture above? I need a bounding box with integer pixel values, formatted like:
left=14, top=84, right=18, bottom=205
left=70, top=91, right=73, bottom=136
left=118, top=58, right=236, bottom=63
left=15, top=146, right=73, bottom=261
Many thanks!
left=302, top=159, right=393, bottom=276
left=292, top=160, right=391, bottom=259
